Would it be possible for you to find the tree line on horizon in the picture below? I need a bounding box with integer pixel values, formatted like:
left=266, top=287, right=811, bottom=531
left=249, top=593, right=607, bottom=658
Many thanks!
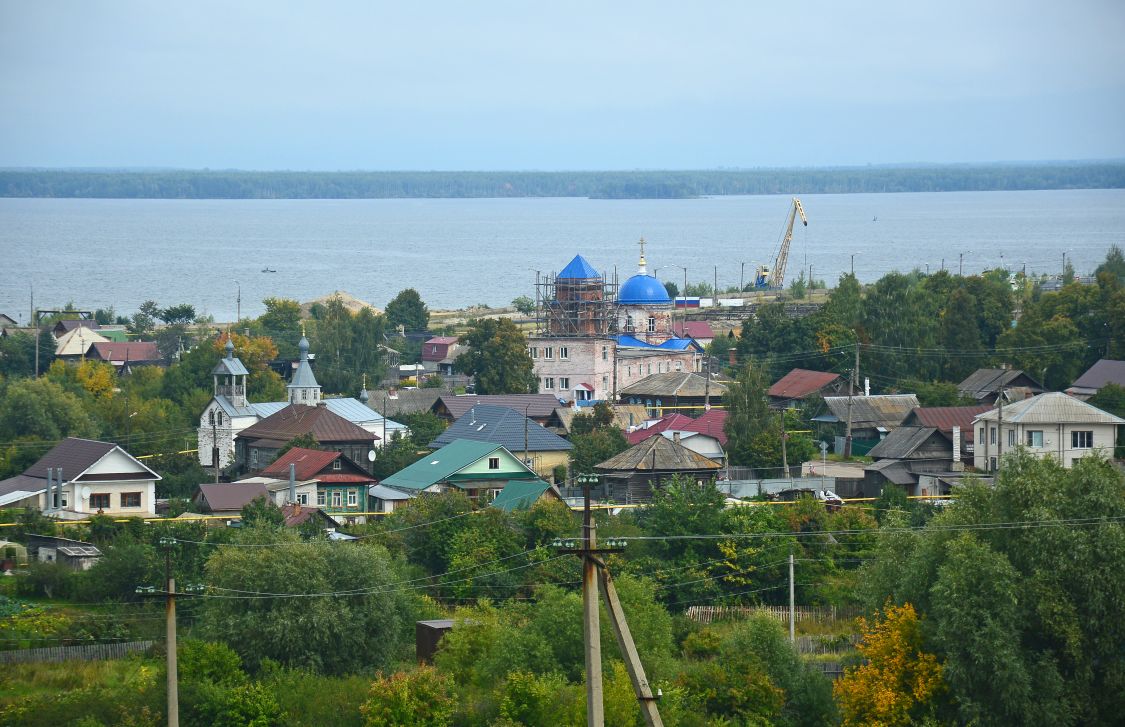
left=3, top=162, right=1125, bottom=199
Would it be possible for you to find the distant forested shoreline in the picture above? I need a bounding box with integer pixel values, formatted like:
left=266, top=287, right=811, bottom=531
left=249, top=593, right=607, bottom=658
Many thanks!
left=2, top=162, right=1124, bottom=199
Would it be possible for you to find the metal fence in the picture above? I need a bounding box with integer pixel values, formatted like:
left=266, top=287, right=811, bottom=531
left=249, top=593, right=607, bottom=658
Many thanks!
left=0, top=640, right=157, bottom=664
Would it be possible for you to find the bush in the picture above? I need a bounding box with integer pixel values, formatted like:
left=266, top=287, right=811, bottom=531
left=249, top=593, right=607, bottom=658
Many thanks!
left=360, top=667, right=454, bottom=727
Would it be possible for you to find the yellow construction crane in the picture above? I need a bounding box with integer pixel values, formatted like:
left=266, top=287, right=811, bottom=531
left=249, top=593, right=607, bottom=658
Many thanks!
left=754, top=197, right=808, bottom=289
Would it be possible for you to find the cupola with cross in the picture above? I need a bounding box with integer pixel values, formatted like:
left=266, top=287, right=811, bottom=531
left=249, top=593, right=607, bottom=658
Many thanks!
left=288, top=327, right=322, bottom=405
left=212, top=337, right=249, bottom=408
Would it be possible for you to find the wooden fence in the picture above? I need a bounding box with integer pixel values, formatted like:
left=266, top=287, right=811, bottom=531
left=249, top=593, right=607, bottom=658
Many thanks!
left=684, top=604, right=862, bottom=625
left=0, top=640, right=156, bottom=664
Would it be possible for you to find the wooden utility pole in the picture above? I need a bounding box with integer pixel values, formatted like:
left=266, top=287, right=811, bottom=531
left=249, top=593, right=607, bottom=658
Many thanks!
left=780, top=411, right=789, bottom=478
left=558, top=476, right=663, bottom=727
left=582, top=476, right=603, bottom=727
left=996, top=387, right=1004, bottom=473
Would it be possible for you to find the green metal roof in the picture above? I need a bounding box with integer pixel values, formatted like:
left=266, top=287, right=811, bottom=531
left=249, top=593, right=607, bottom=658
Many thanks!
left=491, top=479, right=552, bottom=512
left=380, top=439, right=507, bottom=491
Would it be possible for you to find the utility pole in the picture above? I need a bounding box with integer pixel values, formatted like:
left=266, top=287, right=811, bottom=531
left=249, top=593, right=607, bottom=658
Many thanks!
left=211, top=423, right=219, bottom=484
left=556, top=475, right=663, bottom=727
left=780, top=411, right=789, bottom=478
left=788, top=551, right=796, bottom=642
left=713, top=265, right=718, bottom=308
left=703, top=354, right=711, bottom=411
left=137, top=538, right=203, bottom=727
left=996, top=386, right=1004, bottom=473
left=844, top=343, right=858, bottom=458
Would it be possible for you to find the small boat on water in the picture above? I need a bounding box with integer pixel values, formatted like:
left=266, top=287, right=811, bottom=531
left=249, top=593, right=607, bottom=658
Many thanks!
left=261, top=267, right=277, bottom=273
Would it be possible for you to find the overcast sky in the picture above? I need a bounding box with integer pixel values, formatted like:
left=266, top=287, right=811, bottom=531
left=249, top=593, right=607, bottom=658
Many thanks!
left=2, top=0, right=1124, bottom=170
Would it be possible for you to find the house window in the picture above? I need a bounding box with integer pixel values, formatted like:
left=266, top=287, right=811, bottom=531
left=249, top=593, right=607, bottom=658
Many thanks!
left=979, top=427, right=985, bottom=445
left=90, top=493, right=110, bottom=510
left=602, top=346, right=609, bottom=361
left=628, top=366, right=634, bottom=377
left=298, top=493, right=309, bottom=505
left=543, top=377, right=554, bottom=389
left=1026, top=430, right=1044, bottom=447
left=1072, top=430, right=1093, bottom=449
left=529, top=346, right=537, bottom=359
left=251, top=448, right=259, bottom=466
left=347, top=490, right=358, bottom=507
left=209, top=410, right=215, bottom=425
left=647, top=364, right=652, bottom=375
left=1008, top=430, right=1016, bottom=447
left=559, top=346, right=568, bottom=360
left=648, top=317, right=656, bottom=332
left=120, top=492, right=141, bottom=508
left=602, top=375, right=609, bottom=391
left=333, top=459, right=342, bottom=470
left=544, top=347, right=553, bottom=360
left=989, top=427, right=996, bottom=445
left=674, top=360, right=683, bottom=371
left=317, top=491, right=325, bottom=506
left=989, top=457, right=998, bottom=471
left=488, top=457, right=500, bottom=470
left=332, top=491, right=342, bottom=508
left=216, top=412, right=223, bottom=426
left=559, top=377, right=569, bottom=390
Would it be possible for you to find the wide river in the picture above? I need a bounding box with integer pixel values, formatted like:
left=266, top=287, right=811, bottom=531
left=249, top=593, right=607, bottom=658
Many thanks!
left=2, top=189, right=1123, bottom=322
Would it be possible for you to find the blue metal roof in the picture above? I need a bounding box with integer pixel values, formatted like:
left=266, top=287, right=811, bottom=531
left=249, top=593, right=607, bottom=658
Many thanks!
left=558, top=255, right=602, bottom=280
left=619, top=274, right=671, bottom=305
left=430, top=404, right=573, bottom=452
left=614, top=335, right=699, bottom=351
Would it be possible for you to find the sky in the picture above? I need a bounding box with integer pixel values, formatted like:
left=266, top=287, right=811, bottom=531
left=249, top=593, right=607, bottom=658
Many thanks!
left=2, top=0, right=1124, bottom=170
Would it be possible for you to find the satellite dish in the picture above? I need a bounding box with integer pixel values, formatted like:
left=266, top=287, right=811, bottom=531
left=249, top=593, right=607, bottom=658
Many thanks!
left=80, top=486, right=91, bottom=499
left=367, top=450, right=377, bottom=462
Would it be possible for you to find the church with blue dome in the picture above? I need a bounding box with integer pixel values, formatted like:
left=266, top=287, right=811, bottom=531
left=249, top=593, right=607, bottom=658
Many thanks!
left=527, top=242, right=703, bottom=405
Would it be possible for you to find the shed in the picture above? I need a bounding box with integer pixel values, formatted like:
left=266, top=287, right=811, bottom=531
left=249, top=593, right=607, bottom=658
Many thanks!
left=595, top=435, right=721, bottom=503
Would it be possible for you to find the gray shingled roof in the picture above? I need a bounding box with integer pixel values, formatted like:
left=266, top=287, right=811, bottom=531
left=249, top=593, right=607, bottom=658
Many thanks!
left=1071, top=359, right=1125, bottom=391
left=868, top=426, right=945, bottom=460
left=430, top=405, right=573, bottom=452
left=619, top=372, right=729, bottom=398
left=821, top=395, right=919, bottom=429
left=958, top=368, right=1044, bottom=399
left=595, top=435, right=720, bottom=472
left=975, top=391, right=1125, bottom=425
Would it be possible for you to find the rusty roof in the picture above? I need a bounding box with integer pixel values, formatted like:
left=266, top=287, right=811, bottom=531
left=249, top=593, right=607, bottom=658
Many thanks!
left=822, top=394, right=919, bottom=429
left=596, top=435, right=721, bottom=472
left=437, top=394, right=561, bottom=420
left=88, top=341, right=162, bottom=363
left=903, top=405, right=992, bottom=443
left=670, top=321, right=716, bottom=339
left=682, top=408, right=729, bottom=446
left=238, top=404, right=376, bottom=445
left=768, top=369, right=842, bottom=400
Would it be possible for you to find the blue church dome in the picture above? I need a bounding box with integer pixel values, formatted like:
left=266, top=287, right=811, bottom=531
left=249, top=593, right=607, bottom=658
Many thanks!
left=619, top=274, right=671, bottom=305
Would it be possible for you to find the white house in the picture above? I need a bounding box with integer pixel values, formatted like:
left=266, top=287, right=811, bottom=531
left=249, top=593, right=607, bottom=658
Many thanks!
left=973, top=392, right=1124, bottom=471
left=0, top=438, right=160, bottom=518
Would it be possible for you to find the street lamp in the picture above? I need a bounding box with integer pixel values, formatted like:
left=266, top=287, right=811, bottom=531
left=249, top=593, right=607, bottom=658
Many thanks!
left=959, top=250, right=972, bottom=276
left=850, top=252, right=860, bottom=276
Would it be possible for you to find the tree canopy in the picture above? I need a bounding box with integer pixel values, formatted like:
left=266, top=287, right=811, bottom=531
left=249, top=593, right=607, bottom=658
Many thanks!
left=454, top=318, right=537, bottom=394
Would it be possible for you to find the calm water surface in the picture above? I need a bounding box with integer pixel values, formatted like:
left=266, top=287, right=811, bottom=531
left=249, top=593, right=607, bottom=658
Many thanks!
left=2, top=190, right=1123, bottom=322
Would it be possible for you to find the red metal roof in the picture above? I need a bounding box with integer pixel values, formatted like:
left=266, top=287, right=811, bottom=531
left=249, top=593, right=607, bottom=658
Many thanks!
left=260, top=447, right=340, bottom=480
left=626, top=413, right=697, bottom=445
left=682, top=408, right=729, bottom=445
left=903, top=405, right=993, bottom=443
left=768, top=369, right=841, bottom=400
left=670, top=321, right=716, bottom=340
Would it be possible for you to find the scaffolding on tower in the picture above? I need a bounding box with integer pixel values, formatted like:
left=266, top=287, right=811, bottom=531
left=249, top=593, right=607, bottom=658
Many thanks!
left=534, top=258, right=620, bottom=338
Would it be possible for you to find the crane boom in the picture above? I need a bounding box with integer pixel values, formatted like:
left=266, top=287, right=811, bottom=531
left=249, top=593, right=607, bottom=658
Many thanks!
left=771, top=197, right=807, bottom=289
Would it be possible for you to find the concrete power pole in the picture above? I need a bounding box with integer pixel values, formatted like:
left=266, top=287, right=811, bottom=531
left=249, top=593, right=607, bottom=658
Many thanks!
left=844, top=343, right=858, bottom=458
left=789, top=551, right=796, bottom=642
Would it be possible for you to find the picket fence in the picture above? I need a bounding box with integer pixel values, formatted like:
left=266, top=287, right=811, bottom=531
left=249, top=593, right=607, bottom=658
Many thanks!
left=684, top=604, right=862, bottom=625
left=0, top=640, right=157, bottom=664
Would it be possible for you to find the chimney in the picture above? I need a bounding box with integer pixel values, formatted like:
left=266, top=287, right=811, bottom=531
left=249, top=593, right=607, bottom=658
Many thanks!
left=46, top=467, right=54, bottom=511
left=288, top=463, right=296, bottom=504
left=952, top=426, right=963, bottom=469
left=316, top=400, right=327, bottom=408
left=728, top=348, right=737, bottom=367
left=864, top=377, right=870, bottom=397
left=673, top=431, right=681, bottom=444
left=57, top=468, right=63, bottom=509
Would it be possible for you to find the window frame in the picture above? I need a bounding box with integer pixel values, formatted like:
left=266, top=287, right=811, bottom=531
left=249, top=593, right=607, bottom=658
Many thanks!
left=1026, top=430, right=1044, bottom=448
left=488, top=456, right=500, bottom=470
left=543, top=347, right=553, bottom=360
left=559, top=346, right=568, bottom=360
left=90, top=493, right=111, bottom=510
left=347, top=490, right=358, bottom=507
left=120, top=492, right=141, bottom=508
left=331, top=490, right=342, bottom=508
left=559, top=377, right=570, bottom=390
left=1071, top=430, right=1094, bottom=449
left=316, top=491, right=326, bottom=506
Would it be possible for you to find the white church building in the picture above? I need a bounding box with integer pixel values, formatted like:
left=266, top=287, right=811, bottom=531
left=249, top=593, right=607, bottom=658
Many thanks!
left=198, top=335, right=406, bottom=469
